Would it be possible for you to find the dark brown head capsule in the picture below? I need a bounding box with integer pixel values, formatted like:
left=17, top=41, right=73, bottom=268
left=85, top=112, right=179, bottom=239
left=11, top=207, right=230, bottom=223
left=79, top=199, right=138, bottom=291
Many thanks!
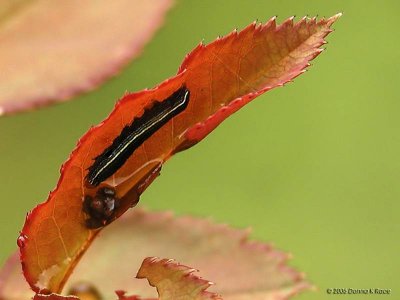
left=83, top=187, right=120, bottom=229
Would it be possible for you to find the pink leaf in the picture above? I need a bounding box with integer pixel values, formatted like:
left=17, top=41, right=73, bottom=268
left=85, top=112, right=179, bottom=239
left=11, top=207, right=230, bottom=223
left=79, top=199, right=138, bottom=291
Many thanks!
left=0, top=0, right=173, bottom=115
left=68, top=208, right=311, bottom=299
left=1, top=209, right=310, bottom=299
left=0, top=252, right=33, bottom=299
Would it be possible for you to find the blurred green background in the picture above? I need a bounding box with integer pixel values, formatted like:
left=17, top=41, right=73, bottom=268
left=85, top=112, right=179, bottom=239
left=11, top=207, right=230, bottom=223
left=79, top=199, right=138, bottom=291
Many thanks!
left=0, top=0, right=398, bottom=299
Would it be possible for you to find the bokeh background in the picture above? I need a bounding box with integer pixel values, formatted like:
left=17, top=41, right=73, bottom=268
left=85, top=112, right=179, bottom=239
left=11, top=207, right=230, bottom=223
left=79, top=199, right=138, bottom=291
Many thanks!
left=0, top=1, right=398, bottom=299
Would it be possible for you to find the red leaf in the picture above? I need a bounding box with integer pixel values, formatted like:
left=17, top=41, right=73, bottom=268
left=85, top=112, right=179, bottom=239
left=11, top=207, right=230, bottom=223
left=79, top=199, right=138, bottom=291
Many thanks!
left=19, top=15, right=340, bottom=294
left=0, top=0, right=173, bottom=115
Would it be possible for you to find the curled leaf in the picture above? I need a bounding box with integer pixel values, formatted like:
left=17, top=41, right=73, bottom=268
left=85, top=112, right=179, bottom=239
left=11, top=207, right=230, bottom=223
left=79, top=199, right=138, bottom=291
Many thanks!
left=19, top=15, right=340, bottom=294
left=137, top=257, right=221, bottom=300
left=0, top=0, right=173, bottom=115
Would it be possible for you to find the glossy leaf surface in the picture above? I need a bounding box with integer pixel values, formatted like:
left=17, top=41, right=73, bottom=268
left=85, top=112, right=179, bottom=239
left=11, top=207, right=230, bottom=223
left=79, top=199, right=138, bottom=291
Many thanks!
left=4, top=209, right=310, bottom=299
left=0, top=0, right=173, bottom=115
left=19, top=15, right=340, bottom=294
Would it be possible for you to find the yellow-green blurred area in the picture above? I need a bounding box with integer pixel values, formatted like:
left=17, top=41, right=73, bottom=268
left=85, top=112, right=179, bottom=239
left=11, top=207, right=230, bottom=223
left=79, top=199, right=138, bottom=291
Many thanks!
left=0, top=1, right=398, bottom=299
